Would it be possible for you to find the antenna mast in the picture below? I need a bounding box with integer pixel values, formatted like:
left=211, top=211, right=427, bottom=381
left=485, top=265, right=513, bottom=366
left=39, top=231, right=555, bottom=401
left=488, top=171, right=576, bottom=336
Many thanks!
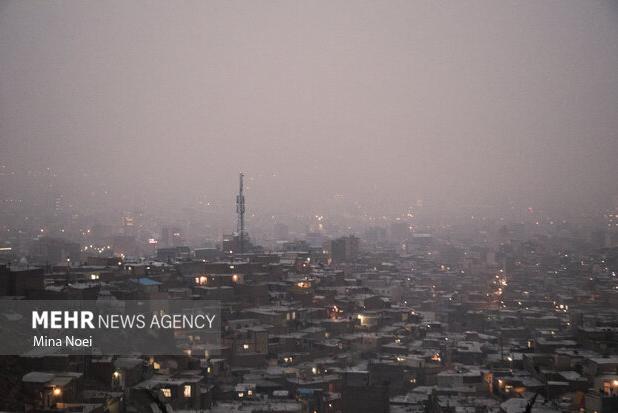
left=236, top=172, right=246, bottom=253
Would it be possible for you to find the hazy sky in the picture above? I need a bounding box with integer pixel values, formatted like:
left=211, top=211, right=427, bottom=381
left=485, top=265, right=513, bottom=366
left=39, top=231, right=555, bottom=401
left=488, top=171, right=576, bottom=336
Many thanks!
left=1, top=1, right=617, bottom=217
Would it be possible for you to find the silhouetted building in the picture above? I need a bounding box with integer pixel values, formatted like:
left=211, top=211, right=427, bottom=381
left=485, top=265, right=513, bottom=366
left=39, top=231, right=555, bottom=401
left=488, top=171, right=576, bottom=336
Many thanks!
left=29, top=237, right=80, bottom=265
left=330, top=235, right=359, bottom=263
left=0, top=264, right=45, bottom=297
left=341, top=371, right=389, bottom=413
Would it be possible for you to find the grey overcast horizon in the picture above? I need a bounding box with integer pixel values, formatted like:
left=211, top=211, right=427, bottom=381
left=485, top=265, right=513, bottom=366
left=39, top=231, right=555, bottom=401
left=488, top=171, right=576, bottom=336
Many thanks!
left=1, top=1, right=617, bottom=219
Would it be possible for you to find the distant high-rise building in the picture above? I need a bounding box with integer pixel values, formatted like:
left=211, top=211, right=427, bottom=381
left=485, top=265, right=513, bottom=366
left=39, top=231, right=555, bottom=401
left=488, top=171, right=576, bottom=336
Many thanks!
left=363, top=226, right=387, bottom=244
left=330, top=235, right=360, bottom=263
left=121, top=211, right=137, bottom=236
left=604, top=199, right=618, bottom=247
left=273, top=222, right=289, bottom=241
left=606, top=208, right=618, bottom=231
left=389, top=221, right=410, bottom=243
left=305, top=232, right=326, bottom=249
left=53, top=194, right=64, bottom=216
left=161, top=226, right=184, bottom=248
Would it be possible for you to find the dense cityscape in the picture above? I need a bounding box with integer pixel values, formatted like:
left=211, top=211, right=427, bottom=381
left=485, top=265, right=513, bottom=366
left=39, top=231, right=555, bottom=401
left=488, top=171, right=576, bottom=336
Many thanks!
left=0, top=173, right=617, bottom=413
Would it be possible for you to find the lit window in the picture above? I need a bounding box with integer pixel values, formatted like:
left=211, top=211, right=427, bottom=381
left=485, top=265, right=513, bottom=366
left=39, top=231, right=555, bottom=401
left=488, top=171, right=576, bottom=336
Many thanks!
left=184, top=385, right=191, bottom=398
left=243, top=344, right=249, bottom=350
left=161, top=388, right=171, bottom=398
